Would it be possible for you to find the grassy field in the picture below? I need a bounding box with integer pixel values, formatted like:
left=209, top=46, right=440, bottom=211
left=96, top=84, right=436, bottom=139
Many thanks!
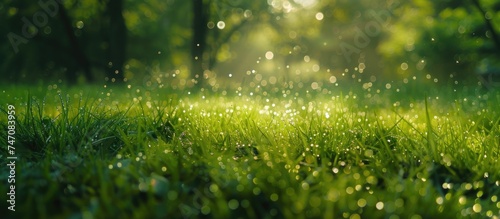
left=0, top=83, right=499, bottom=218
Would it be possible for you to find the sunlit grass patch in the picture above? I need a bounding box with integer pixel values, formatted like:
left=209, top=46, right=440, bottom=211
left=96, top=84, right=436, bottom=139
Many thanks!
left=0, top=85, right=499, bottom=218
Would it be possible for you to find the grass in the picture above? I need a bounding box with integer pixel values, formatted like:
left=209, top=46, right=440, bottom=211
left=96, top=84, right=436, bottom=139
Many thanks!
left=0, top=82, right=499, bottom=219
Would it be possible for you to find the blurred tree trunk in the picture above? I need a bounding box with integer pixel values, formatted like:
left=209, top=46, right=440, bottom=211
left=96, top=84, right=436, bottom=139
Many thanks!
left=57, top=1, right=93, bottom=83
left=105, top=0, right=127, bottom=83
left=191, top=0, right=209, bottom=88
left=470, top=0, right=500, bottom=52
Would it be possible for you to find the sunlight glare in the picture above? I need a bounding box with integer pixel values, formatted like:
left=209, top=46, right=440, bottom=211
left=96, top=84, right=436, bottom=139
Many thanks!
left=294, top=0, right=317, bottom=8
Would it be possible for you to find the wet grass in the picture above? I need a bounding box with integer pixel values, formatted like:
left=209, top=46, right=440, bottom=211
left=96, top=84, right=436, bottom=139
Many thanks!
left=0, top=83, right=499, bottom=218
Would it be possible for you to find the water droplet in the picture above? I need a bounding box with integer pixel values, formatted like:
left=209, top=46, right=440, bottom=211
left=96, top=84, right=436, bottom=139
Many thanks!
left=265, top=51, right=274, bottom=60
left=491, top=195, right=497, bottom=202
left=472, top=203, right=481, bottom=213
left=357, top=199, right=367, bottom=207
left=312, top=64, right=320, bottom=72
left=244, top=10, right=252, bottom=18
left=76, top=21, right=84, bottom=29
left=207, top=22, right=215, bottom=29
left=315, top=12, right=324, bottom=20
left=376, top=201, right=384, bottom=210
left=401, top=62, right=408, bottom=70
left=304, top=55, right=310, bottom=62
left=311, top=82, right=319, bottom=90
left=436, top=197, right=444, bottom=205
left=346, top=187, right=354, bottom=194
left=217, top=21, right=225, bottom=29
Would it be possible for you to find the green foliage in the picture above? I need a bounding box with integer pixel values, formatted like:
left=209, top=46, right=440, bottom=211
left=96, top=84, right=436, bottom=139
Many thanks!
left=379, top=0, right=500, bottom=83
left=2, top=0, right=499, bottom=87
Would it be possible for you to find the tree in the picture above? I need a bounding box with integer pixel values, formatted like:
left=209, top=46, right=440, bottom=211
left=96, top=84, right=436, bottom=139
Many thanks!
left=103, top=0, right=127, bottom=83
left=0, top=0, right=131, bottom=84
left=189, top=0, right=268, bottom=88
left=191, top=0, right=209, bottom=87
left=470, top=0, right=500, bottom=53
left=57, top=1, right=93, bottom=83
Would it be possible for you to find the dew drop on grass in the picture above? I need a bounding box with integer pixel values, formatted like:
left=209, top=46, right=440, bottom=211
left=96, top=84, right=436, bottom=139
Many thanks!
left=304, top=55, right=310, bottom=62
left=436, top=197, right=444, bottom=205
left=315, top=12, right=324, bottom=20
left=400, top=62, right=408, bottom=70
left=350, top=214, right=361, bottom=219
left=357, top=199, right=367, bottom=208
left=486, top=210, right=494, bottom=217
left=472, top=203, right=481, bottom=213
left=217, top=21, right=225, bottom=29
left=464, top=183, right=473, bottom=190
left=345, top=187, right=354, bottom=194
left=355, top=185, right=362, bottom=191
left=265, top=51, right=274, bottom=60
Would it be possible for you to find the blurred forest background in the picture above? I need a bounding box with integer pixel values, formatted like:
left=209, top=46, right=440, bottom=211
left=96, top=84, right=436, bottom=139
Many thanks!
left=1, top=0, right=499, bottom=90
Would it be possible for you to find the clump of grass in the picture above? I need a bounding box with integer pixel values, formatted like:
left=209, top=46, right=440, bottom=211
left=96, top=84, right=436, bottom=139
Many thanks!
left=0, top=85, right=499, bottom=218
